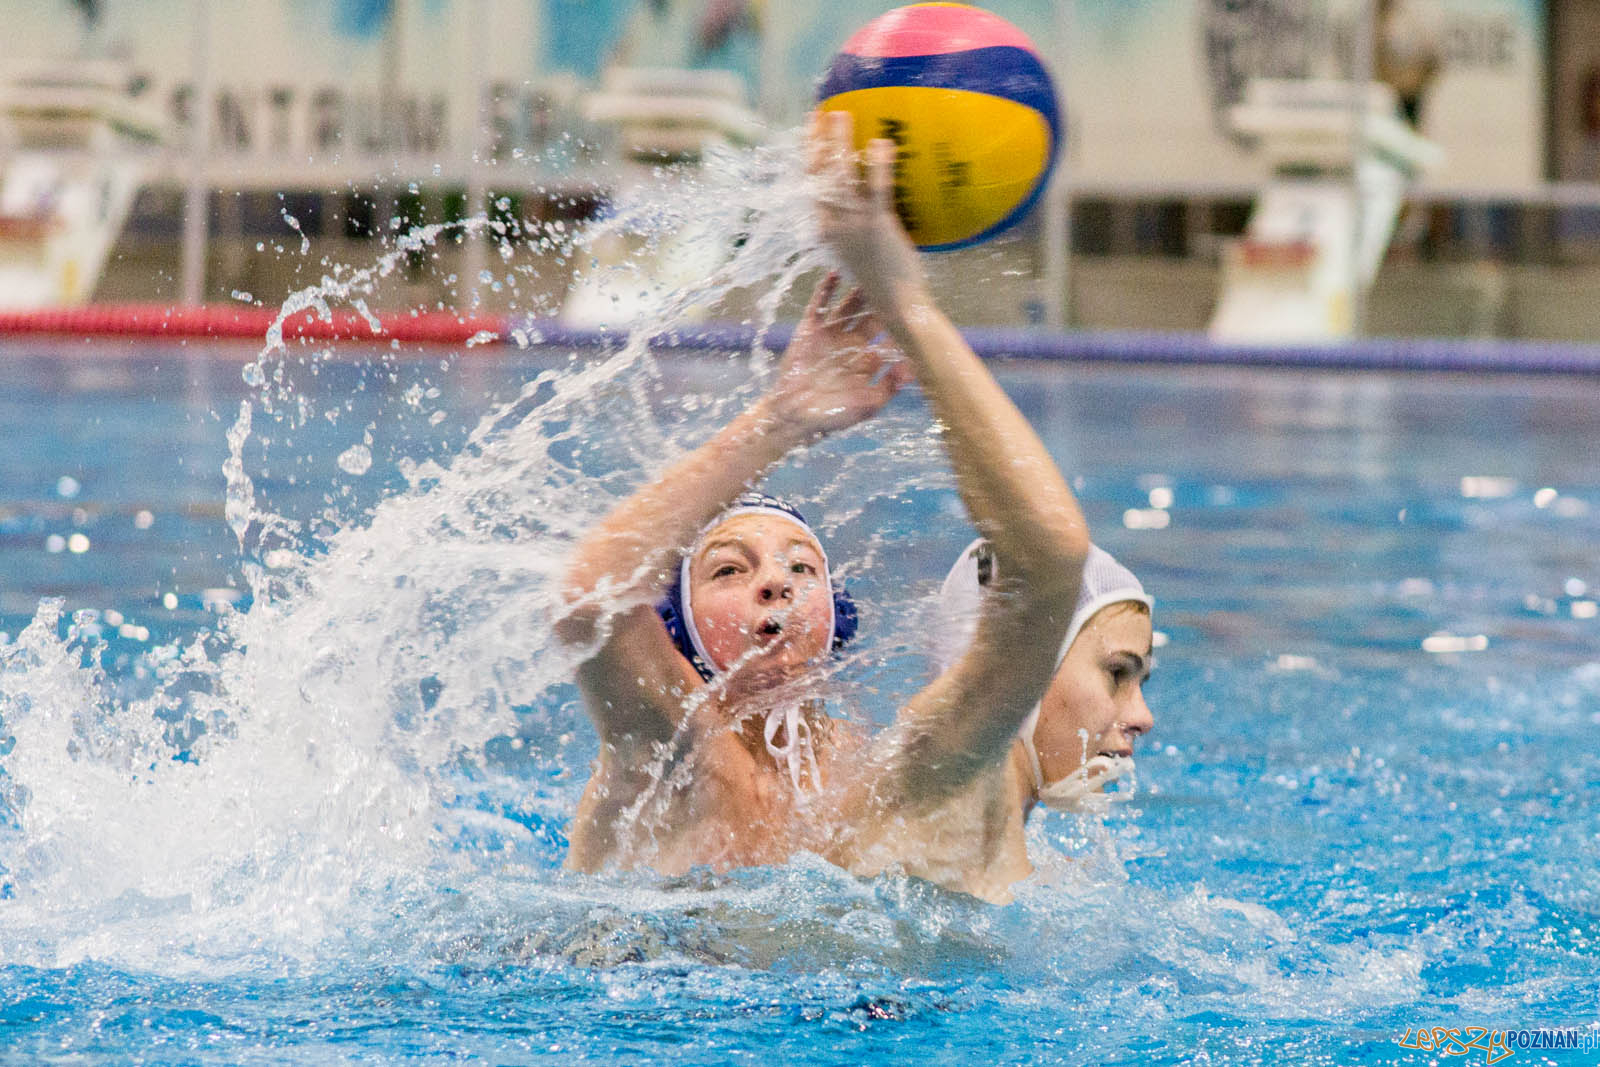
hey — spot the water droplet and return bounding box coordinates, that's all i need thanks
[337,444,373,476]
[1460,475,1515,499]
[56,475,80,499]
[67,533,90,554]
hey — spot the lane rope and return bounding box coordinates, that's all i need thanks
[3,304,1600,374]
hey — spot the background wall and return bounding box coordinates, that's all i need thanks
[1549,0,1600,180]
[2,0,1550,190]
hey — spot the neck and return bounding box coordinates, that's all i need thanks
[1010,740,1040,817]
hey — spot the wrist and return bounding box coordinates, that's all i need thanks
[750,393,825,450]
[841,258,928,329]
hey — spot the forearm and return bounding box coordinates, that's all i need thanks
[811,117,1087,587]
[880,290,1087,590]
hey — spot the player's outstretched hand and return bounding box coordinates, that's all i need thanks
[768,270,910,439]
[807,110,927,315]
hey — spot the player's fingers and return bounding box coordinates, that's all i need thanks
[833,286,867,324]
[867,139,896,210]
[807,270,840,317]
[874,357,913,402]
[805,110,825,175]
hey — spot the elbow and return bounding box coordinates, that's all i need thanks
[887,713,1013,811]
[895,742,989,813]
[553,557,612,649]
[554,588,602,650]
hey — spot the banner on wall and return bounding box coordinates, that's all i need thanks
[5,0,1546,192]
[1066,0,1544,192]
[7,0,558,173]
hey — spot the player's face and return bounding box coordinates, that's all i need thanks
[688,514,832,676]
[1033,604,1154,782]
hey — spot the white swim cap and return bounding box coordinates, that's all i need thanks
[932,538,1151,794]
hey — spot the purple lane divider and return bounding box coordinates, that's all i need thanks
[508,318,1600,376]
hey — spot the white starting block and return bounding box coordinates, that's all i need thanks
[581,66,764,164]
[1210,78,1442,343]
[0,60,165,308]
[562,67,765,328]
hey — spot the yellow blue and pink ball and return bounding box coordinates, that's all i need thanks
[817,3,1062,250]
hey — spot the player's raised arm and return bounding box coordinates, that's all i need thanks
[554,270,907,747]
[808,110,1090,809]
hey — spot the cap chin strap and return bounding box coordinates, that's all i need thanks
[763,703,823,794]
[1035,755,1135,810]
[1018,706,1047,792]
[1021,710,1136,812]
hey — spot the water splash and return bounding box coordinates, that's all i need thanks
[0,130,1443,1046]
[0,132,853,971]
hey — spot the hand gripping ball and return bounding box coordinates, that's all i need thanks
[817,3,1062,251]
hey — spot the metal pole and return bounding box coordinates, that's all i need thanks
[1349,0,1376,337]
[382,0,405,153]
[180,0,213,307]
[1042,0,1073,329]
[758,0,789,125]
[462,0,489,309]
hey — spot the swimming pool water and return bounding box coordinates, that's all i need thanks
[1,338,1598,1065]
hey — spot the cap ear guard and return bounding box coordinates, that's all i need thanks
[830,586,858,650]
[655,579,859,680]
[657,574,715,681]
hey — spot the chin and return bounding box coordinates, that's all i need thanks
[734,647,822,683]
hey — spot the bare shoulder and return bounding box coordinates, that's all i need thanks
[828,713,871,748]
[830,756,1032,905]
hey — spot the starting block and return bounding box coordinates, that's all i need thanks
[1210,78,1442,343]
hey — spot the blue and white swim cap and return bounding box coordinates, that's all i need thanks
[657,493,858,680]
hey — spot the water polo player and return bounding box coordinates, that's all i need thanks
[849,540,1154,904]
[556,111,1092,883]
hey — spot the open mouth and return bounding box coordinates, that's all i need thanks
[752,616,784,644]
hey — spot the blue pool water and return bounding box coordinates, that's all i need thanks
[2,328,1598,1065]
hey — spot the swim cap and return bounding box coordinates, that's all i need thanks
[932,538,1151,795]
[657,493,858,682]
